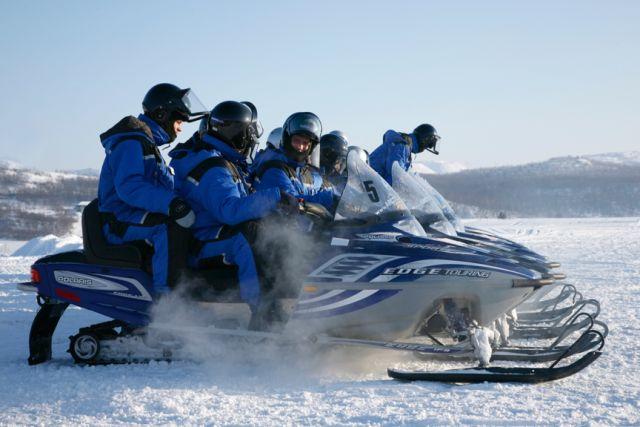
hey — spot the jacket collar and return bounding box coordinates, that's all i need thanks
[138,114,171,146]
[263,147,306,169]
[410,133,420,154]
[201,134,245,164]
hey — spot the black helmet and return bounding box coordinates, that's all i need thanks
[142,83,208,141]
[320,131,348,175]
[412,123,441,155]
[202,101,257,152]
[282,112,322,162]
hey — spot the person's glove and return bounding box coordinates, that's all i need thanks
[169,198,196,228]
[278,189,301,216]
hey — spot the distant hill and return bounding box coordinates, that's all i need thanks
[0,162,97,239]
[1,151,638,238]
[423,152,640,218]
[412,159,468,175]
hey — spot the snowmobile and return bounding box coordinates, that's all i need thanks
[392,164,603,342]
[16,152,605,383]
[397,164,550,263]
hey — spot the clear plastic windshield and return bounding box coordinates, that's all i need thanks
[392,163,457,236]
[335,151,426,237]
[406,169,466,233]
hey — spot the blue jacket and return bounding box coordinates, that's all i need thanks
[98,114,175,224]
[169,133,281,241]
[251,147,334,209]
[369,130,418,185]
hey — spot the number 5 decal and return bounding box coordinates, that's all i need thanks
[363,180,380,202]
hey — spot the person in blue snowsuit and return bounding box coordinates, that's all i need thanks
[251,112,334,211]
[369,124,441,185]
[252,127,282,166]
[169,101,300,327]
[98,83,208,295]
[319,130,350,193]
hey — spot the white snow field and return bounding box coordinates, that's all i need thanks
[0,218,638,425]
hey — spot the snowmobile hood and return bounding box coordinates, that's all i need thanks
[341,232,542,280]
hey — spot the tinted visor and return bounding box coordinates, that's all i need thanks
[252,120,264,138]
[178,89,208,122]
[286,112,322,141]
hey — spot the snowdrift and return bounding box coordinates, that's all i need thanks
[12,234,82,257]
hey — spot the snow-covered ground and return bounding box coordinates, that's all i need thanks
[0,218,638,425]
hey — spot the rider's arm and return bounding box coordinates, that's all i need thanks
[299,188,335,210]
[258,167,301,196]
[198,167,281,226]
[110,140,175,214]
[260,167,335,210]
[384,131,411,179]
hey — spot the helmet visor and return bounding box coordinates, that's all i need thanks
[253,120,264,138]
[180,89,208,122]
[422,134,440,154]
[286,112,322,141]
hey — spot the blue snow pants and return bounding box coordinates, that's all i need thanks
[104,223,170,294]
[193,233,261,311]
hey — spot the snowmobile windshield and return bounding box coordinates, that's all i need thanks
[392,163,458,236]
[335,151,427,237]
[408,171,466,233]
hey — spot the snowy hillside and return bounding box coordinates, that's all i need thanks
[11,234,82,257]
[411,158,468,174]
[504,151,640,176]
[0,161,96,239]
[0,218,637,424]
[425,151,640,218]
[66,168,100,177]
[581,151,640,166]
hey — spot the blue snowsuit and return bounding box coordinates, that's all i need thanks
[251,147,334,210]
[169,133,281,310]
[98,114,180,294]
[369,130,419,185]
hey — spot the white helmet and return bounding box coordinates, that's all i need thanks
[348,146,369,165]
[266,127,283,149]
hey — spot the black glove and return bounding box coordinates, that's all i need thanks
[169,198,196,228]
[278,190,301,216]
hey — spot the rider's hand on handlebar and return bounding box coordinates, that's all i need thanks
[278,190,302,216]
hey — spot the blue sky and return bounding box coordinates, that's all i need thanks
[0,1,638,171]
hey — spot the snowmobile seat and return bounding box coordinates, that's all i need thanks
[35,250,88,265]
[82,199,146,268]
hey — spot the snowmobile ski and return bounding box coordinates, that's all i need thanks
[388,330,604,383]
